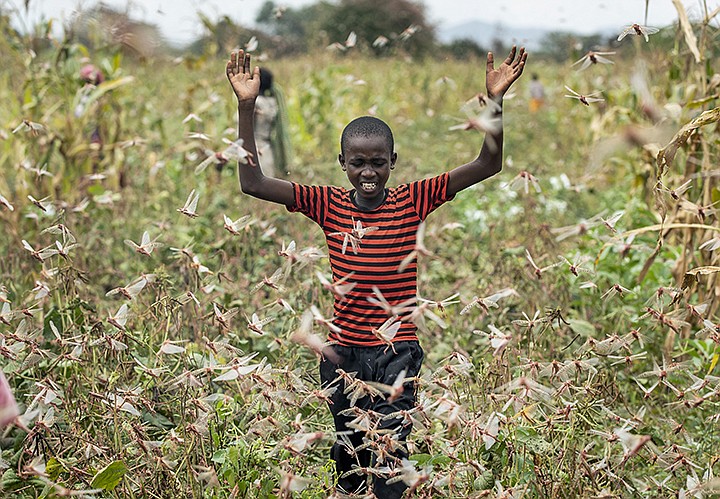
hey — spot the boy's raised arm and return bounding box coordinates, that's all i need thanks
[226,50,295,207]
[447,46,527,197]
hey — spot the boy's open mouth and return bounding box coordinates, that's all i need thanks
[360,182,378,192]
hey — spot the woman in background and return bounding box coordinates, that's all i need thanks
[254,67,290,178]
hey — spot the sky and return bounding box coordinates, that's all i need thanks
[5,0,715,46]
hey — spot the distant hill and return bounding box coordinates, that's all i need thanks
[437,20,547,50]
[437,20,617,51]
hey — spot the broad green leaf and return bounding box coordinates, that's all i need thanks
[90,460,128,491]
[409,453,431,466]
[473,470,494,490]
[211,449,226,464]
[1,468,21,489]
[87,184,105,196]
[430,454,452,466]
[73,76,135,114]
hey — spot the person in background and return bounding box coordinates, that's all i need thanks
[529,72,545,113]
[75,63,105,172]
[254,67,290,178]
[79,63,104,86]
[0,372,19,429]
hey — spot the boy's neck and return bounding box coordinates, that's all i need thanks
[351,189,387,211]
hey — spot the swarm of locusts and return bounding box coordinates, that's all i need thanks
[1,6,720,498]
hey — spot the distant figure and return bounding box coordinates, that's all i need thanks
[0,372,19,429]
[80,64,105,85]
[75,63,106,172]
[529,73,545,113]
[254,67,289,177]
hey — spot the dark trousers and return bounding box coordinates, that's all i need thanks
[320,341,424,498]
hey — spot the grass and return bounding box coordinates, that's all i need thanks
[1,16,720,499]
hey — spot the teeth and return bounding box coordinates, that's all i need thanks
[361,182,377,190]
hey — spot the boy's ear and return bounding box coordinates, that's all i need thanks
[391,152,397,166]
[338,154,346,170]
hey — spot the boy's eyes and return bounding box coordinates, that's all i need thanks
[350,159,386,167]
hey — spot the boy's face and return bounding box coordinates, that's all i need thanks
[339,134,397,207]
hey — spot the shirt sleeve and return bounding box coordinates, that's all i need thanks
[287,183,329,226]
[408,172,455,221]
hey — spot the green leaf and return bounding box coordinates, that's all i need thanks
[45,457,65,481]
[473,470,494,490]
[87,76,135,104]
[429,454,452,466]
[87,184,105,196]
[211,449,226,465]
[1,468,21,489]
[409,453,431,466]
[142,410,174,429]
[514,426,538,443]
[90,460,128,491]
[112,53,122,72]
[43,308,62,339]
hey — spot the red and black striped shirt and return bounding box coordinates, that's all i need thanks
[288,173,454,346]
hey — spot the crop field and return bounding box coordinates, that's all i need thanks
[1,6,720,499]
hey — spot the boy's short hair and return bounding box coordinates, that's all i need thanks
[341,116,394,154]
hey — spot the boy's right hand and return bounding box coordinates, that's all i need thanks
[226,50,260,105]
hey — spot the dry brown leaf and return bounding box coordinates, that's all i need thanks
[656,107,720,177]
[672,0,702,63]
[681,265,720,290]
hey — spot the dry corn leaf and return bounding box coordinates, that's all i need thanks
[672,0,702,63]
[681,265,720,290]
[657,107,720,177]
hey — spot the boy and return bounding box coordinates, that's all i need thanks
[226,47,526,497]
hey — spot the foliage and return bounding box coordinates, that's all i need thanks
[321,0,436,56]
[442,38,488,60]
[256,1,337,56]
[257,0,436,57]
[188,14,275,58]
[67,5,166,59]
[1,5,720,499]
[538,31,613,62]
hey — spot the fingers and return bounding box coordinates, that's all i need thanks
[514,49,527,75]
[243,51,251,74]
[517,47,527,67]
[227,49,259,81]
[504,45,516,65]
[486,51,494,72]
[226,52,235,77]
[519,50,528,74]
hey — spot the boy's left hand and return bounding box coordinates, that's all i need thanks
[486,46,527,100]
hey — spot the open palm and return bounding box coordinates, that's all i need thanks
[226,50,260,103]
[486,46,527,99]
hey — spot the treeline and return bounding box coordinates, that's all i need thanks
[1,0,687,61]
